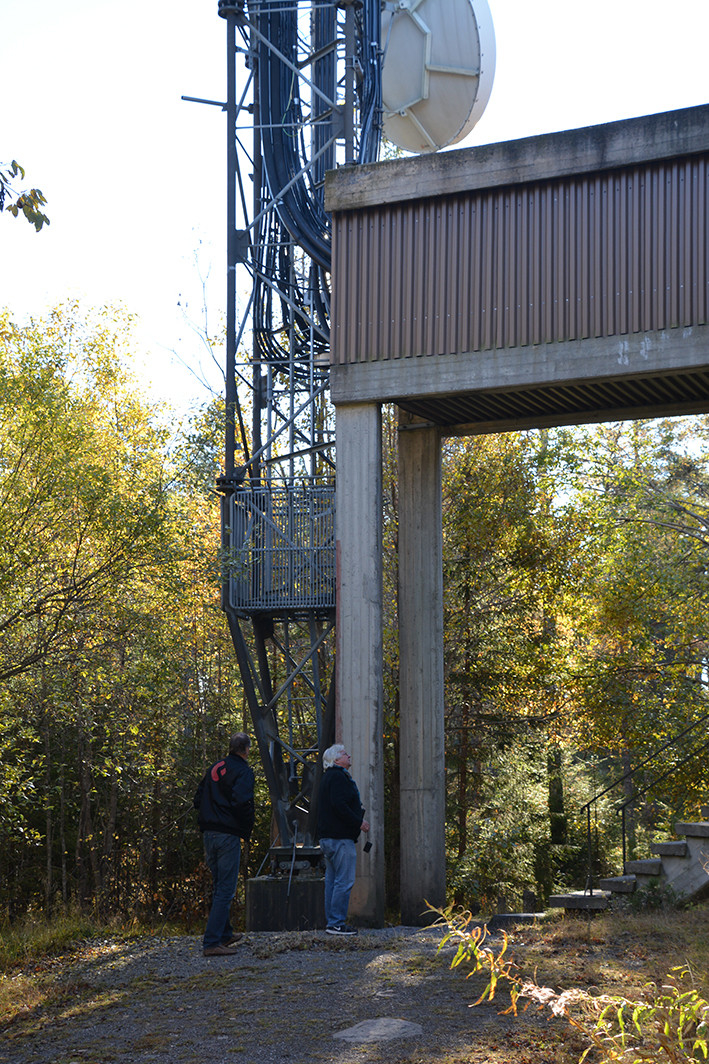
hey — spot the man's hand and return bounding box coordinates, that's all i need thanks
[361,819,370,832]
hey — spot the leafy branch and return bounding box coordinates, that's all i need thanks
[434,906,709,1063]
[0,160,50,231]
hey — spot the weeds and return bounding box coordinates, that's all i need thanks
[624,878,685,914]
[435,906,709,1063]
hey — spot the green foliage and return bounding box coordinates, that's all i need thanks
[0,160,49,231]
[439,418,709,910]
[0,304,251,921]
[436,905,709,1063]
[624,878,685,915]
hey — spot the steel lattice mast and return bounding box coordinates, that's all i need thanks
[216,0,381,871]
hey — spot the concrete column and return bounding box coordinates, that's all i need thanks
[335,401,385,925]
[398,412,446,925]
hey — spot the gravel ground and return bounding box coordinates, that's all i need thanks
[0,926,539,1064]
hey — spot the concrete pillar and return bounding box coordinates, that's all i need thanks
[398,412,446,925]
[335,401,385,925]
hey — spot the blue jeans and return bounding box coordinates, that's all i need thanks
[320,837,357,927]
[202,831,241,948]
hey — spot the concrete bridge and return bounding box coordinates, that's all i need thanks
[325,103,709,924]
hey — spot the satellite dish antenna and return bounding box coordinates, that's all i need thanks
[381,0,496,154]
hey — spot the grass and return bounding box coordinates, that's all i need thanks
[0,907,187,1034]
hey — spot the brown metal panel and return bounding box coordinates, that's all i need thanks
[329,150,709,366]
[467,194,479,352]
[478,192,491,351]
[667,160,679,328]
[553,184,564,340]
[387,205,402,359]
[330,215,341,365]
[699,160,708,323]
[379,204,391,359]
[340,212,354,363]
[643,169,654,331]
[703,160,709,323]
[513,189,526,348]
[657,166,669,331]
[399,203,413,358]
[493,192,503,348]
[593,176,603,338]
[455,196,469,354]
[502,189,515,349]
[528,186,540,346]
[433,201,446,354]
[630,168,642,334]
[543,184,553,343]
[421,202,434,356]
[695,160,701,322]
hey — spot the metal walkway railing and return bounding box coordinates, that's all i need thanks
[582,712,709,894]
[224,483,335,613]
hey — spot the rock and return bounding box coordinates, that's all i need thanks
[333,1017,424,1043]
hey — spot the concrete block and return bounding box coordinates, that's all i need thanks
[548,891,609,910]
[599,875,636,893]
[676,821,709,838]
[625,859,662,876]
[246,876,325,931]
[650,841,688,857]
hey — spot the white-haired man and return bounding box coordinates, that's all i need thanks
[317,743,370,935]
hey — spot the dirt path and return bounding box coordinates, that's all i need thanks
[0,927,573,1064]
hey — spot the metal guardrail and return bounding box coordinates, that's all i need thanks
[224,484,335,612]
[582,712,709,894]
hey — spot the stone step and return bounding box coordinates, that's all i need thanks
[548,891,610,910]
[675,821,709,838]
[599,875,636,893]
[625,858,663,876]
[650,840,688,858]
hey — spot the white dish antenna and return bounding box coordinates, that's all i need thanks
[381,0,496,155]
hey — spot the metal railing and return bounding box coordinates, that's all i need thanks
[224,483,335,613]
[582,712,709,895]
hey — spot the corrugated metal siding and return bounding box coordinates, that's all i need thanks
[331,156,709,365]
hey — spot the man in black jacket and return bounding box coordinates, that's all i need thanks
[317,743,370,936]
[194,732,255,956]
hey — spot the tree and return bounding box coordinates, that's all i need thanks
[0,305,168,682]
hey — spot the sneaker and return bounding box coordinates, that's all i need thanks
[325,924,358,936]
[203,943,240,956]
[222,934,243,946]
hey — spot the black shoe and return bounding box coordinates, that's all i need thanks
[325,924,357,936]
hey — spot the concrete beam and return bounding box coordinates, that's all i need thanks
[325,104,709,212]
[335,402,385,925]
[397,413,446,925]
[330,325,709,408]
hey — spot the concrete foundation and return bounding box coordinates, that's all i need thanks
[245,876,325,931]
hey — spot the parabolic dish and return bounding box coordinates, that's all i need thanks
[381,0,496,155]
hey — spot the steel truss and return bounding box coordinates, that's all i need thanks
[216,0,381,864]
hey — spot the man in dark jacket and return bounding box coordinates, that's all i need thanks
[317,743,370,936]
[194,732,255,956]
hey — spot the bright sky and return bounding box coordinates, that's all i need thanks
[2,0,709,413]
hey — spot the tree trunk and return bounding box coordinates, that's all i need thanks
[44,719,53,915]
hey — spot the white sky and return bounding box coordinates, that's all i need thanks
[2,0,709,413]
